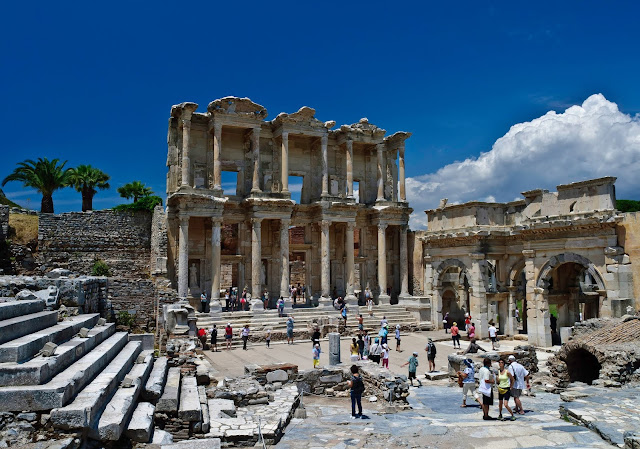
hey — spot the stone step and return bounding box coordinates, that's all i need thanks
[92,351,154,441]
[50,340,142,430]
[0,322,116,386]
[126,401,155,443]
[142,356,168,402]
[0,332,129,412]
[178,376,201,422]
[196,311,416,327]
[0,299,44,321]
[156,367,181,414]
[0,313,101,363]
[0,310,59,345]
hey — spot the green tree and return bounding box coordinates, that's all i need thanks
[68,165,111,212]
[1,158,70,213]
[117,181,153,203]
[616,199,640,213]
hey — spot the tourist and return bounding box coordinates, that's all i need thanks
[200,291,208,313]
[262,289,269,310]
[224,323,233,350]
[463,338,487,354]
[224,290,231,312]
[209,324,218,352]
[358,314,364,332]
[301,284,306,301]
[286,315,295,344]
[395,324,402,352]
[451,321,461,349]
[277,296,285,317]
[464,313,471,332]
[478,358,496,420]
[425,337,437,372]
[265,328,271,348]
[459,358,478,407]
[380,315,388,327]
[241,324,250,350]
[363,330,370,358]
[197,327,207,348]
[348,365,364,419]
[333,297,340,310]
[507,355,530,415]
[369,338,382,364]
[311,327,321,349]
[292,285,297,305]
[312,343,321,369]
[468,322,476,340]
[230,288,236,312]
[350,338,359,361]
[401,351,421,386]
[240,289,247,311]
[497,359,516,420]
[515,308,520,323]
[357,334,365,360]
[488,321,498,350]
[365,288,373,317]
[443,312,450,334]
[341,304,348,326]
[379,323,389,346]
[381,343,390,368]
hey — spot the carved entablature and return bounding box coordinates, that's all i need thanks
[170,102,199,120]
[339,118,386,139]
[271,106,334,131]
[207,97,268,119]
[385,131,412,148]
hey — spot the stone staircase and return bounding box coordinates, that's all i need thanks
[0,297,182,446]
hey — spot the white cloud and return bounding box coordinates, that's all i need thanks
[406,94,640,229]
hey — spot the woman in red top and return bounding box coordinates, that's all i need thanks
[451,322,461,349]
[225,323,233,350]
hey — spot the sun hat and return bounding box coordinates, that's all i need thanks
[428,337,433,342]
[413,351,418,356]
[508,355,516,361]
[453,322,457,326]
[396,324,400,329]
[464,358,473,367]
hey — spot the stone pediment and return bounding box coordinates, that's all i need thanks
[272,106,335,130]
[339,118,386,138]
[207,97,268,119]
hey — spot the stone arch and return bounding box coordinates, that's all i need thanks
[536,252,606,291]
[508,259,526,287]
[555,342,605,385]
[435,258,470,288]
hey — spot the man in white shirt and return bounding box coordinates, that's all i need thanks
[488,322,498,350]
[478,358,496,420]
[507,355,530,414]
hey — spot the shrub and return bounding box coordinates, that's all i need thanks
[91,259,110,276]
[116,310,136,328]
[113,195,163,212]
[616,199,640,213]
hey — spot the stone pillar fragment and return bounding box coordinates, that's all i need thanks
[280,218,291,299]
[281,131,289,194]
[178,215,189,299]
[319,220,331,305]
[345,222,357,305]
[181,119,192,187]
[209,218,222,314]
[251,128,261,193]
[399,225,410,299]
[345,139,354,198]
[251,218,262,296]
[377,223,390,304]
[376,143,386,201]
[506,286,517,336]
[321,135,329,197]
[328,332,341,365]
[212,123,222,191]
[469,253,488,339]
[399,144,406,201]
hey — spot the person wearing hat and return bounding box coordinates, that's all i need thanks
[402,351,421,386]
[379,323,389,346]
[224,323,233,350]
[425,337,437,372]
[507,355,530,415]
[381,343,391,368]
[395,324,403,352]
[451,321,461,349]
[241,324,250,350]
[312,343,321,369]
[458,358,478,407]
[369,337,382,364]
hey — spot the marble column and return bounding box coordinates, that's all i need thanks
[345,222,357,305]
[251,128,261,193]
[399,225,410,299]
[376,143,385,202]
[209,218,222,314]
[181,119,192,187]
[280,218,291,299]
[281,131,289,194]
[213,123,222,191]
[178,215,189,299]
[345,139,354,198]
[319,220,331,304]
[469,253,488,338]
[251,218,262,296]
[377,223,390,303]
[399,144,406,202]
[321,134,329,197]
[506,286,517,336]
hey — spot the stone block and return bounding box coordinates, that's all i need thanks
[0,299,43,321]
[160,438,221,449]
[15,289,38,301]
[266,369,288,383]
[178,376,202,422]
[129,333,154,350]
[328,332,340,365]
[151,428,173,445]
[208,399,236,417]
[424,371,448,380]
[143,356,168,402]
[156,367,181,413]
[319,374,342,384]
[0,310,59,345]
[126,402,155,443]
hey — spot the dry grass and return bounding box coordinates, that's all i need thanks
[8,214,39,244]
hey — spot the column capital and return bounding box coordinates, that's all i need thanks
[181,118,192,128]
[251,217,263,227]
[179,214,190,225]
[345,138,353,149]
[522,249,536,258]
[281,130,289,139]
[209,121,222,134]
[281,218,291,228]
[321,219,331,230]
[400,224,408,233]
[346,221,356,231]
[377,222,388,231]
[320,134,328,145]
[508,285,518,292]
[211,217,223,226]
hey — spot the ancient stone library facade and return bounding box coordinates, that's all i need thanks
[413,177,637,347]
[163,97,412,307]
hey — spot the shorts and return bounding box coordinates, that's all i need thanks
[462,383,477,400]
[408,371,416,379]
[287,329,293,338]
[490,336,497,343]
[358,324,364,330]
[313,358,320,368]
[225,335,232,340]
[482,391,494,406]
[511,388,522,398]
[427,356,435,362]
[498,389,511,401]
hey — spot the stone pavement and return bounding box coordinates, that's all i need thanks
[276,386,613,449]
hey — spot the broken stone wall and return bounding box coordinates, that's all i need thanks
[150,205,168,275]
[38,210,152,277]
[618,212,640,312]
[106,278,157,331]
[0,205,8,240]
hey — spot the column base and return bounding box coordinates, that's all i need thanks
[208,301,222,315]
[377,294,391,305]
[250,299,265,312]
[317,296,333,308]
[397,294,413,306]
[345,294,358,306]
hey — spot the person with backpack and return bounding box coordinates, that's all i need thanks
[357,334,365,360]
[458,358,478,407]
[348,365,365,419]
[369,338,382,364]
[277,296,285,317]
[286,315,295,344]
[425,337,437,372]
[401,351,421,386]
[395,324,402,352]
[379,323,389,346]
[241,324,250,350]
[209,324,218,352]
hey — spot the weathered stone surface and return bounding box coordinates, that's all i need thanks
[126,401,155,443]
[178,376,202,422]
[160,438,221,449]
[0,299,43,321]
[143,356,168,402]
[266,369,288,383]
[156,367,181,413]
[0,310,58,345]
[129,333,154,350]
[151,428,173,445]
[328,332,340,365]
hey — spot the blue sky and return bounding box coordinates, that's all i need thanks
[2,1,640,227]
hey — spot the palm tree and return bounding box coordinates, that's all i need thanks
[67,165,111,212]
[2,158,70,213]
[117,181,153,203]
